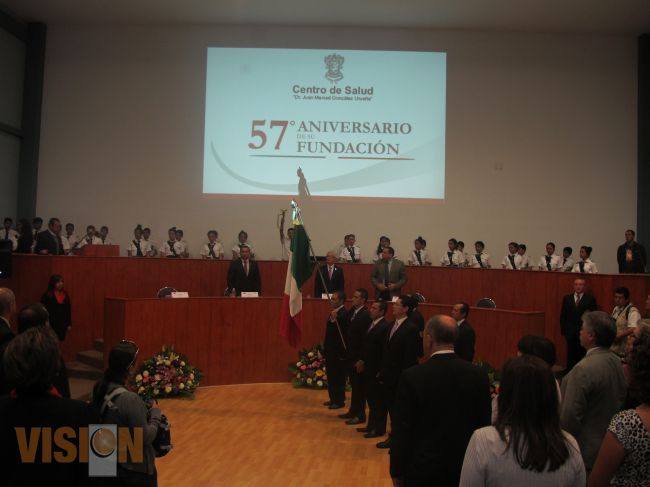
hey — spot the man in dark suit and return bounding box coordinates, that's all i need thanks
[33,217,65,255]
[339,288,371,424]
[451,301,476,362]
[375,295,420,448]
[560,277,598,371]
[357,300,390,438]
[226,245,261,296]
[616,229,647,273]
[371,246,407,301]
[323,290,349,410]
[314,251,345,297]
[390,314,491,486]
[0,287,16,394]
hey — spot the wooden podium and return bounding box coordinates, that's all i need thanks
[76,245,120,257]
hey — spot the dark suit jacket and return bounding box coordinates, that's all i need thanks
[346,306,371,362]
[360,318,389,377]
[455,320,476,362]
[390,353,492,486]
[314,264,344,297]
[560,293,598,338]
[227,259,261,296]
[0,393,95,486]
[409,308,425,357]
[617,242,647,273]
[371,258,407,298]
[378,319,419,387]
[324,306,349,361]
[33,231,65,255]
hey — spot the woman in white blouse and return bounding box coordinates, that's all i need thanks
[232,230,255,260]
[441,238,464,267]
[460,355,585,487]
[572,246,599,274]
[374,235,391,262]
[408,236,432,266]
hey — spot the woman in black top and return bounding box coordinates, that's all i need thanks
[15,219,34,254]
[40,274,72,342]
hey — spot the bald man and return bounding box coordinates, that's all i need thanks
[390,315,491,487]
[0,287,16,394]
[314,251,345,297]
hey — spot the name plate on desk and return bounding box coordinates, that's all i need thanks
[321,293,332,300]
[241,292,259,298]
[391,296,399,302]
[171,292,189,298]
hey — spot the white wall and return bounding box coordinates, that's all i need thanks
[36,25,637,273]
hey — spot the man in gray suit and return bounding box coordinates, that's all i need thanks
[371,246,407,301]
[560,310,626,470]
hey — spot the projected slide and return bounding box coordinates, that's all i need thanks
[203,48,446,200]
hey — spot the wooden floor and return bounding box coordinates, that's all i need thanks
[156,383,392,486]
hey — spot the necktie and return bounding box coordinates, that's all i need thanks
[415,250,422,265]
[244,260,249,276]
[349,246,356,263]
[447,251,453,265]
[3,229,7,240]
[579,261,585,273]
[509,255,517,269]
[328,266,333,279]
[168,241,177,256]
[575,294,581,306]
[545,255,552,271]
[134,240,143,257]
[384,261,390,286]
[389,321,400,340]
[476,253,484,268]
[56,235,63,255]
[208,243,216,259]
[87,237,92,245]
[563,257,567,266]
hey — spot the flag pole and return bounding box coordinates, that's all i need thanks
[291,200,347,352]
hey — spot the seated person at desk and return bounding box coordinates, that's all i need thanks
[142,227,157,257]
[200,230,225,260]
[77,225,102,249]
[232,230,255,260]
[314,251,345,297]
[159,227,184,258]
[457,241,469,267]
[468,241,490,268]
[538,242,562,271]
[572,245,598,274]
[561,246,574,272]
[98,226,114,245]
[502,242,523,270]
[227,245,261,296]
[408,236,432,266]
[516,244,531,269]
[175,229,190,258]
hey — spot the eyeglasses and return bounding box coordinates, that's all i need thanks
[120,339,139,366]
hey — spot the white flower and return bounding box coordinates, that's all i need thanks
[306,378,312,384]
[180,361,186,366]
[164,360,171,366]
[165,385,172,393]
[138,386,145,393]
[316,380,323,387]
[179,383,185,390]
[155,374,161,381]
[307,352,314,358]
[296,361,302,367]
[142,371,149,377]
[153,389,159,395]
[135,374,143,382]
[190,373,195,380]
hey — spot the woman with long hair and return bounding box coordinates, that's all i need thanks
[92,340,161,487]
[374,235,391,262]
[14,219,34,254]
[40,274,72,342]
[460,355,585,486]
[589,330,650,486]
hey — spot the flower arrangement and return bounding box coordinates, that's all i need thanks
[289,343,328,389]
[132,345,203,400]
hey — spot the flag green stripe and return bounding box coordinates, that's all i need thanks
[290,224,314,288]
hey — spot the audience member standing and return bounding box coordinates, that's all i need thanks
[226,245,261,296]
[561,311,627,470]
[40,275,72,343]
[617,229,647,274]
[357,301,390,438]
[460,355,585,487]
[371,246,407,301]
[589,330,650,486]
[560,278,598,371]
[610,287,641,357]
[323,291,349,410]
[92,340,161,486]
[391,315,491,486]
[451,302,476,362]
[0,287,16,395]
[33,218,65,255]
[340,288,371,424]
[375,296,420,449]
[314,251,345,297]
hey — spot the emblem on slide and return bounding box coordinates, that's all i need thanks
[324,53,344,83]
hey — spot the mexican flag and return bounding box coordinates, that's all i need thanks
[279,223,314,347]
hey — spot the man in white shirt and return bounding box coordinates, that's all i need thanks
[2,218,18,242]
[339,233,361,263]
[99,226,114,245]
[77,225,102,249]
[61,223,79,254]
[538,242,563,271]
[468,241,490,269]
[610,286,641,356]
[200,230,225,260]
[501,242,523,270]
